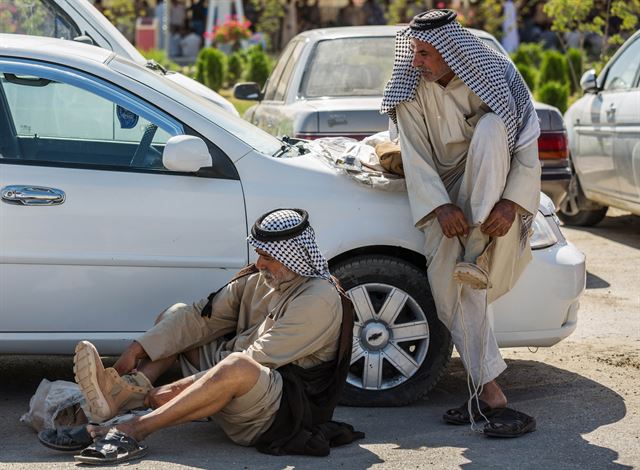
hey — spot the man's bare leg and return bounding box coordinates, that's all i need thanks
[113,308,200,384]
[88,352,260,442]
[479,380,507,409]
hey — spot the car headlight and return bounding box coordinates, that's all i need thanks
[530,211,559,249]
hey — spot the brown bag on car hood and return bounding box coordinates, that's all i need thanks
[375,141,404,177]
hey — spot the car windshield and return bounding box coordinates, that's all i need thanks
[111,57,282,156]
[300,37,395,98]
[299,35,507,99]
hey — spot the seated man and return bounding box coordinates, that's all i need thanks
[63,209,360,463]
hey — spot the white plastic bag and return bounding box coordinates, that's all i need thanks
[20,379,88,432]
[306,136,406,192]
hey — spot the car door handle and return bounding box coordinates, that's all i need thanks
[606,103,616,115]
[1,185,66,206]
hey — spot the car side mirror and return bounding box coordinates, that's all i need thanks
[163,135,212,172]
[580,69,599,93]
[233,82,261,101]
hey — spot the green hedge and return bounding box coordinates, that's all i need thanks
[566,48,584,94]
[195,48,227,92]
[537,81,569,114]
[516,63,538,92]
[227,52,245,86]
[244,46,271,88]
[511,42,544,69]
[537,50,568,91]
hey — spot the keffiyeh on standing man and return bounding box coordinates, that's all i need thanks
[381,9,540,437]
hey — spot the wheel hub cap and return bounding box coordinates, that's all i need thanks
[361,321,390,350]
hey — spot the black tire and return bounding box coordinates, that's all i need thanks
[557,206,608,226]
[558,163,608,226]
[333,255,453,407]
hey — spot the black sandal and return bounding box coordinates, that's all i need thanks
[74,428,148,464]
[483,408,536,438]
[443,399,504,425]
[38,425,93,452]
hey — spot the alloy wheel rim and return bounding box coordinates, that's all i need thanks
[347,283,430,391]
[560,171,581,216]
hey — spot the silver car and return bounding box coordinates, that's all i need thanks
[235,26,571,206]
[561,30,640,226]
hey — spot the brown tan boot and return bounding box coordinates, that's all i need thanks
[73,341,152,423]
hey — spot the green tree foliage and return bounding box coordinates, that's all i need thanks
[543,0,640,60]
[103,0,136,42]
[515,64,537,92]
[250,0,286,51]
[0,0,51,36]
[538,50,568,90]
[244,46,271,88]
[387,0,408,24]
[227,52,245,86]
[537,81,569,114]
[510,43,544,69]
[566,48,584,94]
[475,0,503,39]
[195,48,227,91]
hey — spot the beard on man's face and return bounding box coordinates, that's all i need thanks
[260,268,296,289]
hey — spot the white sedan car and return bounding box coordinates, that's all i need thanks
[0,36,585,406]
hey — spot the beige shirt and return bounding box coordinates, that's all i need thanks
[399,76,540,227]
[137,273,342,370]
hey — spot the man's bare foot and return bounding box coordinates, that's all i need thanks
[87,418,146,443]
[479,380,508,409]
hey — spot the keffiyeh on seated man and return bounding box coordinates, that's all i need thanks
[47,209,362,464]
[381,9,540,437]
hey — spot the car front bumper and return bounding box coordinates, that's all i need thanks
[492,239,586,348]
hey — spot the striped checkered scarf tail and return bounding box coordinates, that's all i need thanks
[380,9,539,156]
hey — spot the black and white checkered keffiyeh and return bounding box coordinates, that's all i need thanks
[381,9,539,155]
[247,209,332,280]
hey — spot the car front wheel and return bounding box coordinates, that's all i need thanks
[333,255,453,407]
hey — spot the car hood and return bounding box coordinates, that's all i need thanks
[236,149,423,260]
[165,73,239,116]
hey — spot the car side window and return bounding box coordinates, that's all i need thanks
[273,41,305,102]
[0,0,80,39]
[603,38,640,91]
[0,70,182,171]
[263,41,297,101]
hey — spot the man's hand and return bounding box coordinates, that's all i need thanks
[144,376,194,409]
[481,199,518,237]
[434,204,469,238]
[113,341,147,376]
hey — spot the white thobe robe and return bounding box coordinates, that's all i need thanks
[396,76,541,384]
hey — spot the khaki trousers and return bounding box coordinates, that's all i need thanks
[417,113,514,385]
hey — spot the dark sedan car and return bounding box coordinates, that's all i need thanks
[235,26,571,206]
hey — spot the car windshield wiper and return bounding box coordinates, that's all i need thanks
[272,143,292,158]
[145,60,168,75]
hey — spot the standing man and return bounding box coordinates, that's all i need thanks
[381,9,540,437]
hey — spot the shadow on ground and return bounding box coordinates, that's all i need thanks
[376,357,630,470]
[564,212,640,250]
[0,355,629,469]
[586,271,610,289]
